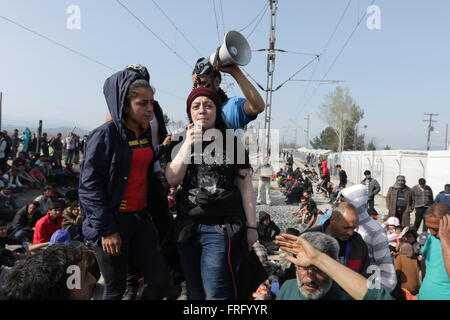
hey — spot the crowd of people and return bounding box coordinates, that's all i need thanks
[0,61,449,302]
[249,155,450,301]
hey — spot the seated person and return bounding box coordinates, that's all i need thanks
[32,201,63,245]
[285,181,303,204]
[10,201,43,242]
[275,232,394,300]
[257,211,281,254]
[0,186,18,222]
[0,220,28,268]
[62,201,83,240]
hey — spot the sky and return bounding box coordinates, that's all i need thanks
[1,0,449,150]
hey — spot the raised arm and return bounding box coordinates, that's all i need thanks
[219,65,265,115]
[165,125,196,186]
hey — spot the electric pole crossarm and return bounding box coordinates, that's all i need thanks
[423,113,439,151]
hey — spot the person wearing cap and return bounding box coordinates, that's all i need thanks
[411,178,434,233]
[418,204,450,299]
[386,175,414,228]
[361,170,381,211]
[32,201,64,245]
[48,229,73,246]
[79,66,171,300]
[191,59,265,130]
[340,184,397,292]
[165,87,258,300]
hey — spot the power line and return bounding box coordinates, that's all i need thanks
[150,0,203,57]
[296,0,353,116]
[238,2,269,33]
[115,0,192,68]
[0,15,116,72]
[246,3,270,39]
[298,0,375,115]
[0,14,184,101]
[219,0,226,36]
[211,0,222,45]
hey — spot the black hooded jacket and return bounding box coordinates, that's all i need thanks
[257,212,281,245]
[79,69,166,241]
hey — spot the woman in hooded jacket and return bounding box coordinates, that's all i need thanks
[79,65,171,300]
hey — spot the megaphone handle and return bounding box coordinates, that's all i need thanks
[213,46,221,67]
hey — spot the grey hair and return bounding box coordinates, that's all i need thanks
[300,232,339,261]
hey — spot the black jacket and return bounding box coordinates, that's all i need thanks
[10,205,43,234]
[79,69,165,241]
[257,212,281,245]
[339,170,347,186]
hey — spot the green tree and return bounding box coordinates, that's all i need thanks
[384,145,391,150]
[318,87,364,152]
[310,127,339,152]
[367,140,377,151]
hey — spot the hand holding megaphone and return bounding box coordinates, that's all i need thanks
[209,30,252,67]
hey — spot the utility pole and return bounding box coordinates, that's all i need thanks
[305,115,310,149]
[424,113,439,151]
[263,0,279,157]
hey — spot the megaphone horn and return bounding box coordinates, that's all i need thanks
[209,30,252,67]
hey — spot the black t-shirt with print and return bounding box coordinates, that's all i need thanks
[166,132,251,224]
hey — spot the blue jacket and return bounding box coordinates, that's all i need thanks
[435,190,450,206]
[79,69,165,241]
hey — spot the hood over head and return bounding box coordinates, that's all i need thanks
[258,211,271,223]
[103,66,150,134]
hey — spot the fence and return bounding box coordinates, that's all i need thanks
[296,148,450,197]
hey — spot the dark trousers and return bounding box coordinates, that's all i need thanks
[93,210,170,300]
[395,206,410,227]
[368,198,375,211]
[414,206,428,232]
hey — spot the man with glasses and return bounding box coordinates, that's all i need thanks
[32,201,63,245]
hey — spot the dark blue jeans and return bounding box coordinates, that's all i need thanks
[177,224,233,300]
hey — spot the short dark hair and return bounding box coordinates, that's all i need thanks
[364,170,371,175]
[30,201,40,208]
[445,184,450,190]
[418,178,426,185]
[335,165,341,169]
[424,204,450,219]
[43,185,53,193]
[0,220,7,227]
[0,244,95,300]
[49,201,64,210]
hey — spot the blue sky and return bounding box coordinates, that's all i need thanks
[1,0,449,150]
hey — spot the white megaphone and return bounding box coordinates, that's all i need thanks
[209,30,252,67]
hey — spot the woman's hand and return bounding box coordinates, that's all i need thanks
[162,133,172,146]
[101,232,122,256]
[184,123,202,146]
[247,229,258,251]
